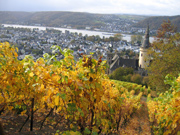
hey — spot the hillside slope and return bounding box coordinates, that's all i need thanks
[0,11,105,28]
[1,11,179,31]
[133,15,180,31]
[0,11,148,28]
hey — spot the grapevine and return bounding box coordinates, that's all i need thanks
[0,42,142,134]
[147,74,180,135]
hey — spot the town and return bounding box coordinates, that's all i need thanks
[0,24,146,61]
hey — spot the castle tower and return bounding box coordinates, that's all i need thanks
[139,25,150,69]
[107,52,114,74]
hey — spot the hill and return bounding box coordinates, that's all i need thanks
[0,11,104,28]
[133,15,180,31]
[0,11,148,29]
[1,11,179,32]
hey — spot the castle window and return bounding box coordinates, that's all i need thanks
[141,53,143,56]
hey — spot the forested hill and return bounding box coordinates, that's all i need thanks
[133,15,180,31]
[0,11,148,29]
[0,11,104,28]
[1,11,180,31]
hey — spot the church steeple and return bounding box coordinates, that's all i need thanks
[141,25,149,48]
[139,24,150,69]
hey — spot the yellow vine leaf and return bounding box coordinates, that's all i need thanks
[55,96,59,106]
[21,110,27,115]
[29,72,34,77]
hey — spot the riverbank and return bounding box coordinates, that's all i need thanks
[2,24,154,42]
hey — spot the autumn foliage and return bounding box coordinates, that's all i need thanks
[147,75,180,135]
[1,42,179,135]
[0,42,143,134]
[147,20,180,91]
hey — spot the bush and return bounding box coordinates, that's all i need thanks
[109,67,134,81]
[142,76,149,87]
[131,74,142,84]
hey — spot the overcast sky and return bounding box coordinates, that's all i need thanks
[0,0,180,16]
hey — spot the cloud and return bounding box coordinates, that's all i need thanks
[0,0,180,15]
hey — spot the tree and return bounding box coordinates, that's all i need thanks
[79,33,82,37]
[95,35,101,43]
[131,35,142,45]
[114,33,123,41]
[86,36,95,42]
[70,39,75,44]
[131,35,136,44]
[142,76,149,87]
[109,36,114,42]
[109,67,134,81]
[131,74,142,84]
[136,35,143,45]
[147,20,180,91]
[104,38,110,42]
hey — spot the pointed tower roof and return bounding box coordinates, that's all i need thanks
[141,25,150,48]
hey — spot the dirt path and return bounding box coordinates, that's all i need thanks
[118,97,151,135]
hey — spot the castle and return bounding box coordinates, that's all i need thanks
[107,25,150,76]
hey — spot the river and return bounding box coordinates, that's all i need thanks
[3,24,154,42]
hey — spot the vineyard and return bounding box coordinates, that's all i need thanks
[0,42,179,135]
[112,80,157,97]
[147,75,180,135]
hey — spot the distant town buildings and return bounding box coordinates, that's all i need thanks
[0,24,143,62]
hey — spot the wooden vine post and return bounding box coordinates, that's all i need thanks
[30,98,34,131]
